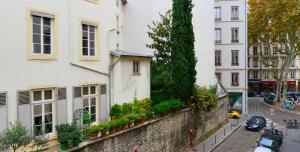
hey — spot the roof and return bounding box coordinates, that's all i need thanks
[111,50,153,58]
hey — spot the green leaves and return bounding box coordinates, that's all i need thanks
[152,99,183,115]
[193,86,218,111]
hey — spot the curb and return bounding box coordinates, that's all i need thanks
[258,99,300,116]
[209,122,242,152]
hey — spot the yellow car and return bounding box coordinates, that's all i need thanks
[227,111,241,119]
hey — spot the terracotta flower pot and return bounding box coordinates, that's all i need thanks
[90,134,98,140]
[129,122,135,128]
[97,132,102,138]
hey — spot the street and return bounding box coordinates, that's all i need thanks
[211,97,300,152]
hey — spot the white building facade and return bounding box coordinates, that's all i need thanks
[214,0,248,113]
[0,0,151,136]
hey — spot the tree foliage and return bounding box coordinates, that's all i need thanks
[248,0,300,101]
[0,123,31,152]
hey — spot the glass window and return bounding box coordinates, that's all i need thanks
[82,86,98,123]
[133,61,140,74]
[231,50,239,66]
[215,50,221,66]
[231,73,239,86]
[231,6,239,20]
[32,15,52,54]
[82,24,96,57]
[215,28,221,43]
[231,28,239,43]
[214,7,221,21]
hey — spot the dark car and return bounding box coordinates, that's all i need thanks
[248,91,258,97]
[263,128,284,145]
[245,116,266,131]
[264,93,276,104]
[286,92,300,101]
[257,137,280,152]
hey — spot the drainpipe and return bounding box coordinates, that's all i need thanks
[244,0,248,114]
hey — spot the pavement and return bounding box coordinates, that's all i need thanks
[193,97,300,152]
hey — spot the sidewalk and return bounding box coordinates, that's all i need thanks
[258,98,300,116]
[191,117,246,152]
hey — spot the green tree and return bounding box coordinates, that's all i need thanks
[147,10,173,101]
[0,123,31,152]
[171,0,196,101]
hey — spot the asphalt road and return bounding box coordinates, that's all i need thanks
[212,97,300,152]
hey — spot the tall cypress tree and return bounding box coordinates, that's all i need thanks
[171,0,196,102]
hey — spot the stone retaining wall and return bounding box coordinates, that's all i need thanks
[70,96,227,152]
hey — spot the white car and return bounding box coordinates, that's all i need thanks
[254,147,272,152]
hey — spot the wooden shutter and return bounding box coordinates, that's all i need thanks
[99,84,108,122]
[0,92,7,132]
[57,88,68,125]
[17,90,32,134]
[73,87,81,98]
[73,87,82,112]
[100,84,107,94]
[0,92,6,106]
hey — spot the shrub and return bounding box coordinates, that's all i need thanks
[0,122,31,152]
[56,123,81,150]
[193,86,217,111]
[114,119,123,128]
[32,134,48,152]
[110,104,122,118]
[153,99,183,115]
[98,122,110,131]
[121,103,133,115]
[108,120,117,129]
[88,125,100,135]
[83,112,92,125]
[125,113,139,122]
[120,117,130,125]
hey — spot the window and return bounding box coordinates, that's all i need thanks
[116,15,120,34]
[273,46,277,54]
[231,28,239,43]
[82,24,96,57]
[272,58,278,67]
[264,71,269,79]
[0,92,7,106]
[32,15,52,55]
[133,61,140,75]
[216,73,222,82]
[290,70,296,78]
[253,58,258,67]
[231,50,239,66]
[215,28,221,44]
[231,73,239,86]
[253,46,258,55]
[291,59,295,67]
[32,89,54,136]
[231,6,239,20]
[281,57,286,66]
[253,71,258,79]
[264,47,269,55]
[82,86,97,123]
[214,7,221,21]
[215,50,221,66]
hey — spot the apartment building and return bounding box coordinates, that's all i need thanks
[0,0,152,136]
[248,45,298,93]
[214,0,247,113]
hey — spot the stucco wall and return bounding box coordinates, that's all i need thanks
[70,96,227,152]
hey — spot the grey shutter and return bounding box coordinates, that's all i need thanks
[0,92,7,132]
[56,88,68,125]
[99,84,108,122]
[73,87,82,112]
[17,91,32,133]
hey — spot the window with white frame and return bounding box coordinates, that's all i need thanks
[231,73,239,86]
[214,7,221,21]
[273,46,277,54]
[290,70,296,78]
[133,61,140,75]
[82,24,96,56]
[253,71,258,79]
[32,14,53,54]
[231,50,239,66]
[32,89,54,136]
[264,71,269,79]
[291,59,295,67]
[253,46,258,55]
[231,28,239,43]
[264,47,269,55]
[253,58,258,67]
[231,6,239,20]
[215,28,221,43]
[82,86,97,122]
[215,50,221,66]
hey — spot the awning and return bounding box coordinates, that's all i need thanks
[287,80,296,85]
[261,80,276,85]
[111,50,153,58]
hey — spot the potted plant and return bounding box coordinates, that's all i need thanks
[98,122,110,137]
[88,125,100,140]
[108,120,117,134]
[126,114,138,127]
[110,104,122,119]
[115,119,122,131]
[120,117,130,129]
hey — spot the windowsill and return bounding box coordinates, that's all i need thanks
[79,56,100,61]
[231,84,239,87]
[27,54,57,60]
[86,0,100,4]
[133,73,141,76]
[231,41,239,43]
[231,64,239,66]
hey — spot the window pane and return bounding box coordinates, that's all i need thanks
[90,41,95,49]
[82,40,88,47]
[32,16,41,24]
[45,114,53,123]
[82,32,88,40]
[82,48,88,56]
[44,90,52,100]
[45,123,53,134]
[82,87,89,95]
[82,24,88,31]
[91,114,96,122]
[34,44,41,54]
[43,45,51,54]
[34,105,42,115]
[90,26,95,33]
[34,125,42,136]
[43,35,51,44]
[33,34,41,43]
[33,91,42,101]
[90,32,95,40]
[91,106,96,114]
[91,97,96,105]
[90,49,95,56]
[33,24,41,34]
[44,103,52,113]
[83,98,89,107]
[43,17,51,26]
[43,25,51,35]
[34,116,42,126]
[90,86,96,94]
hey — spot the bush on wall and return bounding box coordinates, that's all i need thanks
[192,86,218,111]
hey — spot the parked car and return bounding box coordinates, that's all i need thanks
[227,111,241,119]
[248,91,258,97]
[262,128,283,145]
[257,137,280,152]
[254,147,272,152]
[286,92,300,101]
[245,116,266,131]
[264,93,276,104]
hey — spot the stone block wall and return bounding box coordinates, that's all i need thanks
[70,96,227,152]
